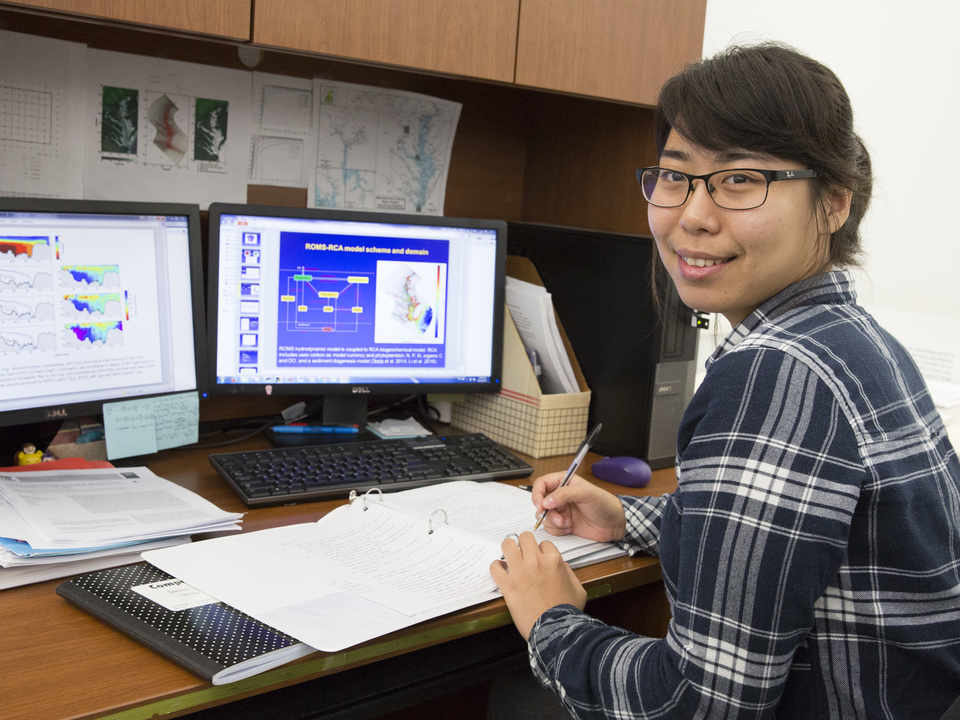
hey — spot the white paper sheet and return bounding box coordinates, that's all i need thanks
[505,278,579,394]
[84,49,251,209]
[248,73,317,188]
[0,31,86,199]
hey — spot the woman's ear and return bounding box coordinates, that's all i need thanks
[825,187,853,234]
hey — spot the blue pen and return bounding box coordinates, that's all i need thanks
[272,425,360,434]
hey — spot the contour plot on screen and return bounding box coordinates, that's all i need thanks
[61,264,121,290]
[0,235,52,260]
[65,321,123,348]
[63,293,123,319]
[376,261,445,343]
[274,231,449,369]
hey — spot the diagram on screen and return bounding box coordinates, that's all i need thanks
[64,321,123,348]
[63,293,123,319]
[0,298,54,323]
[61,265,121,290]
[0,235,52,261]
[375,261,445,343]
[0,328,56,353]
[280,265,372,334]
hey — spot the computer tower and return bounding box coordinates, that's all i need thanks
[506,222,699,469]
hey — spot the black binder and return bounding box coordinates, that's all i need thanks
[56,562,313,685]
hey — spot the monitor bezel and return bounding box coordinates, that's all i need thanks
[205,202,507,399]
[0,197,208,430]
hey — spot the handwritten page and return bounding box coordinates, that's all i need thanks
[103,392,199,460]
[103,399,158,459]
[262,502,498,616]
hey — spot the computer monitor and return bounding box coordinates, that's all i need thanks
[0,198,207,451]
[206,203,507,430]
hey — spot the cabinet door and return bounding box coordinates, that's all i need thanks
[253,0,519,83]
[516,0,706,106]
[4,0,251,39]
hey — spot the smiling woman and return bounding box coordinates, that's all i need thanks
[489,42,960,720]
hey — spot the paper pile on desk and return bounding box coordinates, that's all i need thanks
[0,467,243,589]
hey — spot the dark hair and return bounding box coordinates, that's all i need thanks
[653,42,872,270]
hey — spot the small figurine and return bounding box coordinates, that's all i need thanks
[16,443,44,466]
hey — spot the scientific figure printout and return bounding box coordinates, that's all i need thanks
[0,31,86,199]
[85,49,251,209]
[248,72,317,188]
[310,79,461,215]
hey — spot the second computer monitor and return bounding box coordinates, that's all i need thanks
[206,203,507,426]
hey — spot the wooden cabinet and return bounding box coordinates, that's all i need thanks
[2,0,250,39]
[252,0,520,83]
[516,0,707,106]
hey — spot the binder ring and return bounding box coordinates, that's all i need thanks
[428,509,448,534]
[362,488,383,510]
[500,533,520,560]
[349,488,383,510]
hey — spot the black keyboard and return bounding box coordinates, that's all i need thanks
[209,433,534,507]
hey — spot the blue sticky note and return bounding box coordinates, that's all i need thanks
[103,399,159,460]
[153,392,200,451]
[103,392,199,460]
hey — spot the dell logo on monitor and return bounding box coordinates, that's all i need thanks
[44,408,68,419]
[353,387,371,394]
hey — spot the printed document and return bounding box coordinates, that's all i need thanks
[0,468,242,549]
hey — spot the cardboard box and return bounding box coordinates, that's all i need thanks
[451,257,591,458]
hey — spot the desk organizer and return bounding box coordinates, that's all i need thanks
[451,257,591,458]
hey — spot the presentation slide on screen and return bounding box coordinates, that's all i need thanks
[0,223,175,411]
[274,231,449,370]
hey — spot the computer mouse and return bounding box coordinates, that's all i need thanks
[591,456,652,488]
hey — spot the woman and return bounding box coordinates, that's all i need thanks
[490,43,960,719]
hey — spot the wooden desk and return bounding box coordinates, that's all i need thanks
[1,436,677,720]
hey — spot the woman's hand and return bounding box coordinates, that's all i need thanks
[531,472,627,542]
[490,532,587,639]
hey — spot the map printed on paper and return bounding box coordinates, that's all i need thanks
[311,80,461,216]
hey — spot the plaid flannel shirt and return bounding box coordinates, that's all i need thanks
[529,271,960,719]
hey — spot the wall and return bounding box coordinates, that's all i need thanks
[693,0,960,406]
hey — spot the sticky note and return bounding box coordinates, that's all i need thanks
[103,392,199,460]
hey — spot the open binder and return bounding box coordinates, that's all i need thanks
[144,481,624,653]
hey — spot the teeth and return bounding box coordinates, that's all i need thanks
[682,256,723,267]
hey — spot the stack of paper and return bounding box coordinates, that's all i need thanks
[505,277,579,394]
[0,467,243,590]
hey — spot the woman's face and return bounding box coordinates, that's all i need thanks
[648,132,847,328]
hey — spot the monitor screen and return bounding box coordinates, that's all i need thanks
[0,198,206,430]
[206,203,506,424]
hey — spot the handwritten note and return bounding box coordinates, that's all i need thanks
[103,392,199,460]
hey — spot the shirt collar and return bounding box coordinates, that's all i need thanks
[706,270,857,368]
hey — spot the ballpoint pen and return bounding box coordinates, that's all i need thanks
[533,423,602,531]
[271,424,360,434]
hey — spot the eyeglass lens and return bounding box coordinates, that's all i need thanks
[641,168,771,210]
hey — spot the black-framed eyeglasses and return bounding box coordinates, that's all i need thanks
[637,166,819,210]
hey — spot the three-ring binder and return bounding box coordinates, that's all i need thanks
[349,487,451,535]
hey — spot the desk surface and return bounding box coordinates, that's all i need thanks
[2,433,677,720]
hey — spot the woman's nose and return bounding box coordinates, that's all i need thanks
[680,179,721,231]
